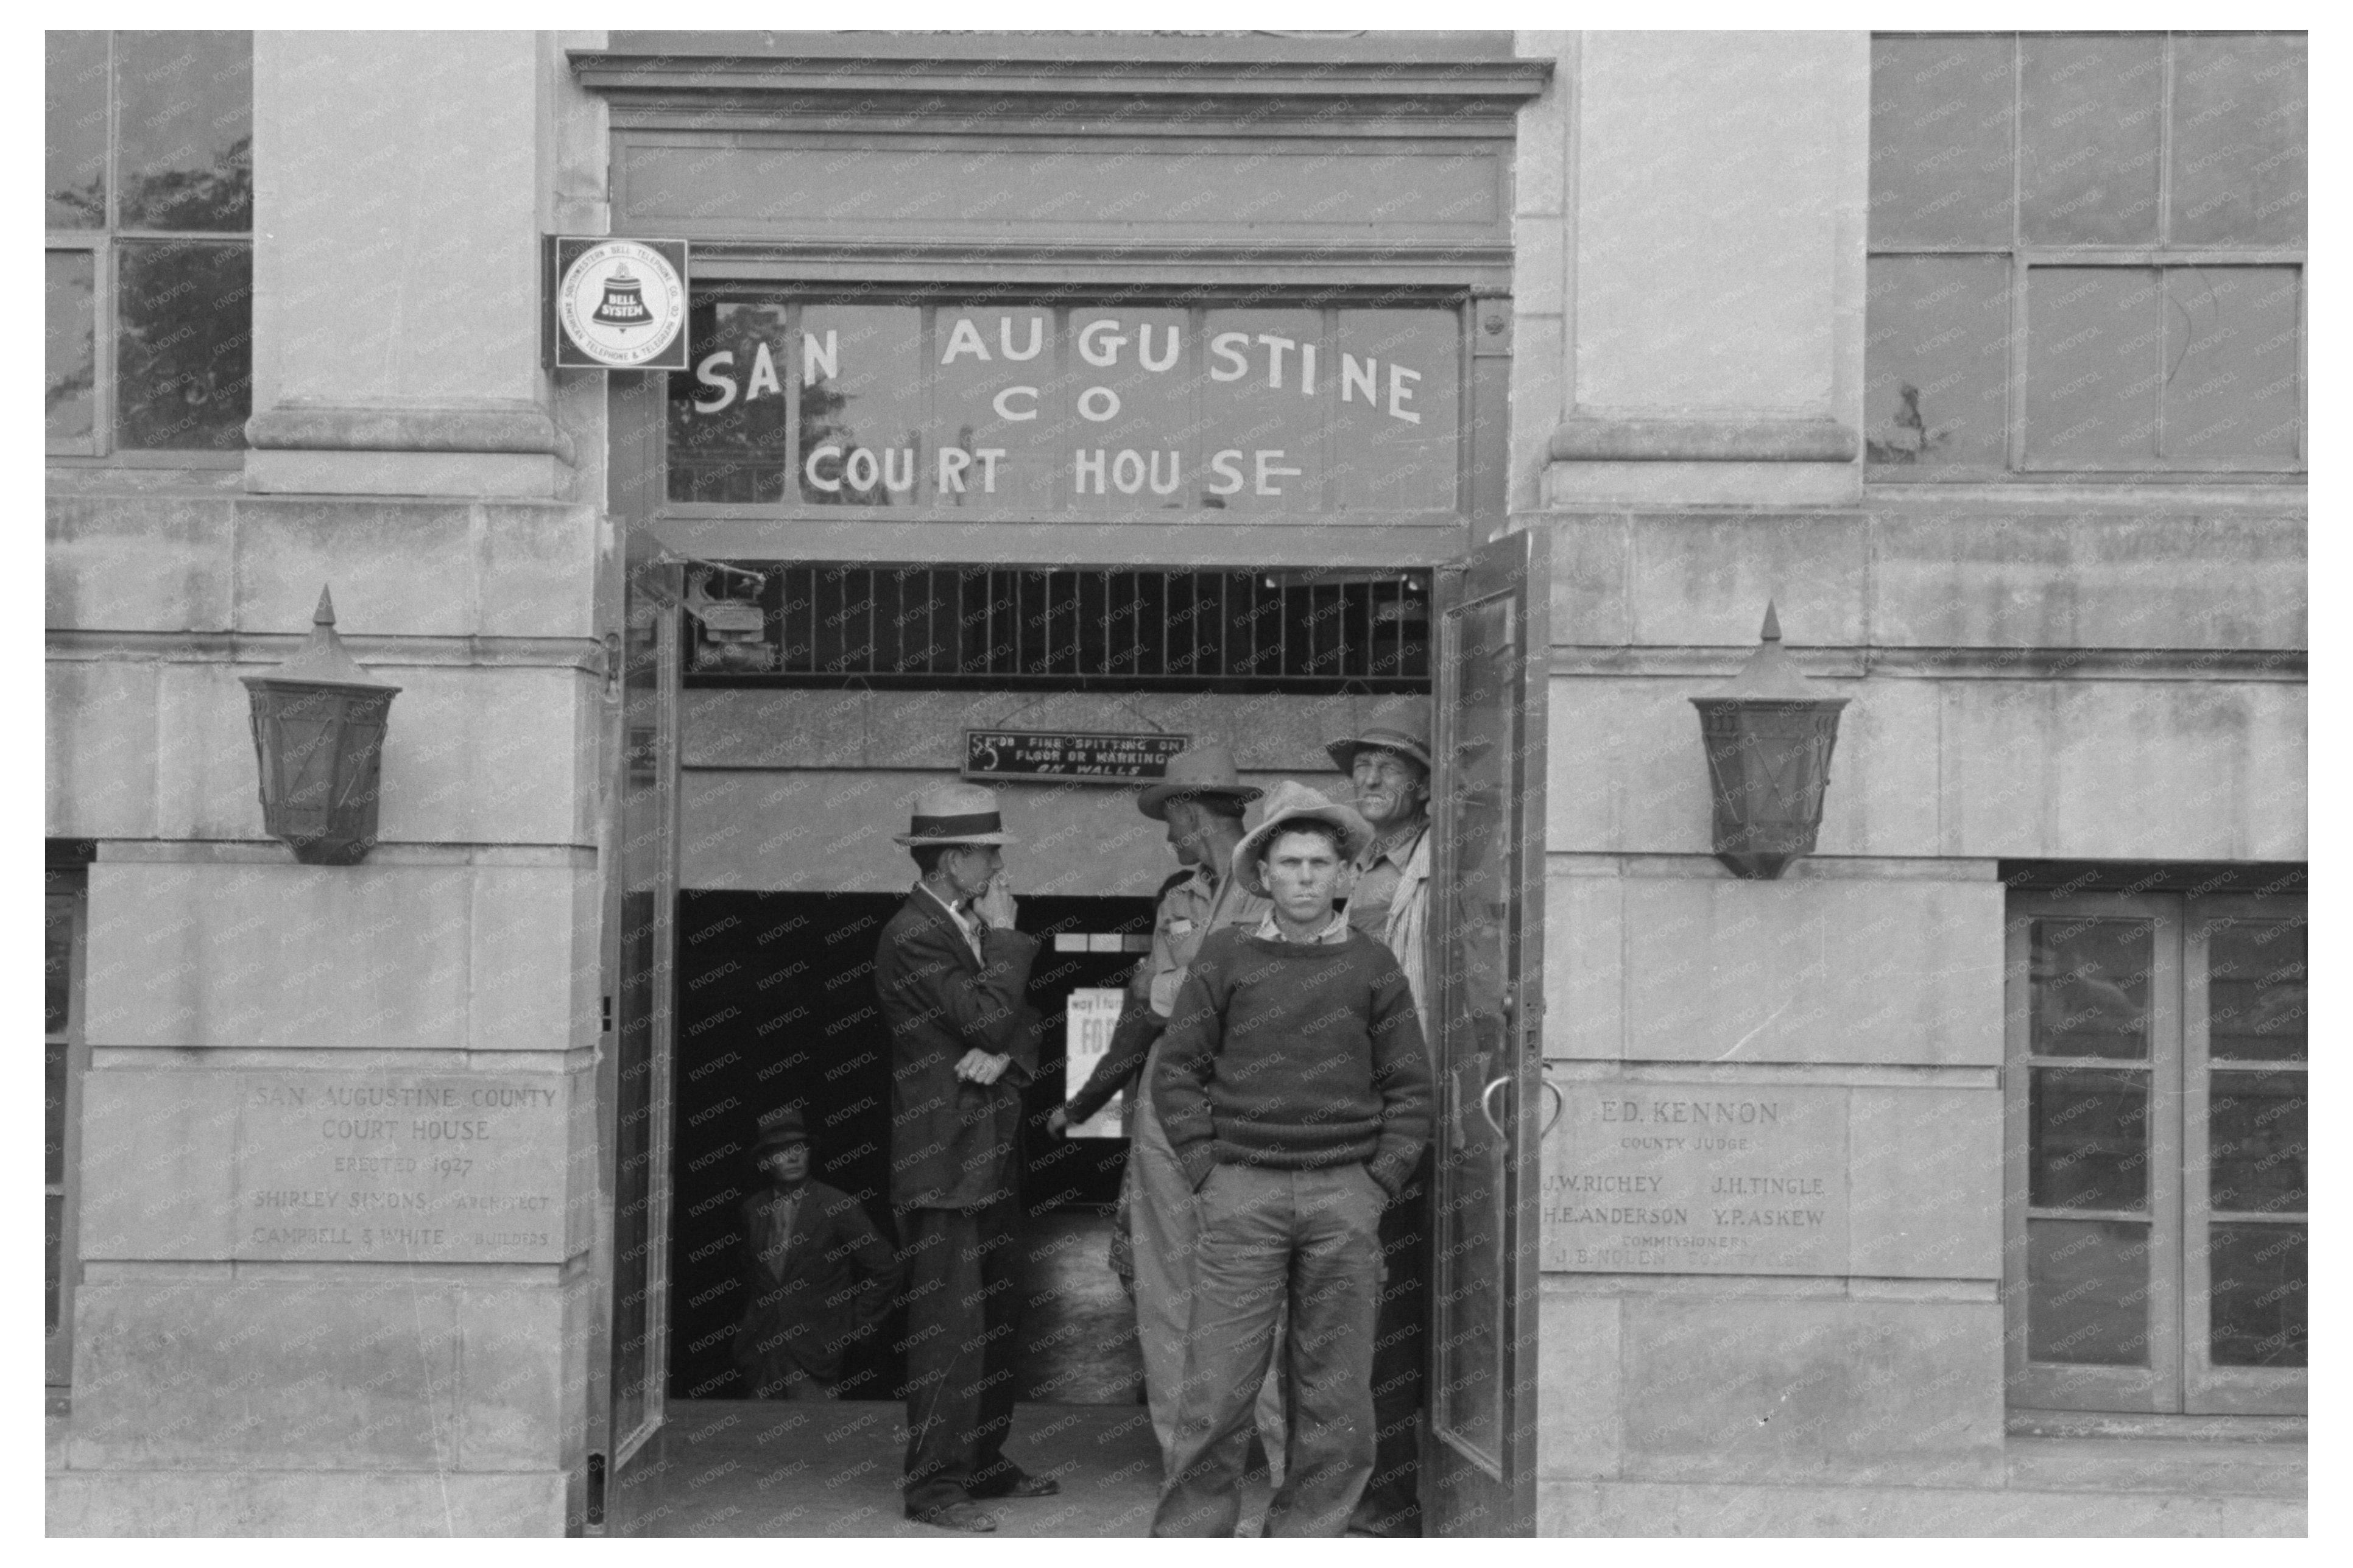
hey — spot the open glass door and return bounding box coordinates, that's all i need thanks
[604,552,681,1472]
[1427,525,1548,1536]
[587,370,685,1531]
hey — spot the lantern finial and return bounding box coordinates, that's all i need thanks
[1760,600,1780,644]
[314,586,337,627]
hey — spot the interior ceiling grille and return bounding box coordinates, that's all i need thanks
[682,564,1431,693]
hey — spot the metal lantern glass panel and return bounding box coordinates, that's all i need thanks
[241,588,401,865]
[1689,605,1849,880]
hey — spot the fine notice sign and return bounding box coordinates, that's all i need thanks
[964,730,1190,783]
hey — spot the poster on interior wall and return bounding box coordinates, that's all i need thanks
[1064,988,1127,1138]
[963,730,1190,782]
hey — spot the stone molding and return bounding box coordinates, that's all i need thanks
[1549,415,1860,464]
[245,404,575,468]
[574,32,1553,127]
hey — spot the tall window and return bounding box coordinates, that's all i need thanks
[2005,886,2306,1415]
[46,30,253,460]
[1868,33,2305,479]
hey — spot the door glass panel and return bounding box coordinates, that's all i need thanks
[2206,1223,2306,1367]
[1433,593,1516,1473]
[115,30,251,231]
[2170,33,2307,245]
[2027,1218,2152,1365]
[2206,918,2305,1061]
[1864,255,2009,470]
[2028,1067,2150,1209]
[2019,34,2164,244]
[2207,1070,2305,1213]
[46,31,108,229]
[2028,917,2153,1058]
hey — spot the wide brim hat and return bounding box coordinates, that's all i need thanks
[1230,780,1374,899]
[751,1106,809,1153]
[1137,742,1265,821]
[1325,711,1434,776]
[891,781,1018,846]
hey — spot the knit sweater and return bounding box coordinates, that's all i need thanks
[1151,925,1433,1197]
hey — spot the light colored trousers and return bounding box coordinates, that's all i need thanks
[1132,1047,1286,1480]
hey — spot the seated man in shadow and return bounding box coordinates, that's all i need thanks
[732,1106,901,1401]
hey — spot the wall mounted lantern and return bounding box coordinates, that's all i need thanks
[1689,603,1848,880]
[241,586,401,865]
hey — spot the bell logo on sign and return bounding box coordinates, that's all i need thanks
[551,237,688,370]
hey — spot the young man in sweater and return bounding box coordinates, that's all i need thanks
[1148,781,1433,1538]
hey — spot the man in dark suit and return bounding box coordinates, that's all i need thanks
[873,782,1058,1533]
[732,1106,901,1400]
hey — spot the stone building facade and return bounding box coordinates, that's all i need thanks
[46,30,2304,1536]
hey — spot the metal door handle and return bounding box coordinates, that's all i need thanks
[1537,1077,1565,1138]
[1479,1077,1511,1138]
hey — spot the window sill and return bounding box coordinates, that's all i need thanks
[2008,1408,2305,1444]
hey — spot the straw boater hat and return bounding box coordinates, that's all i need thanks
[892,782,1017,846]
[1135,743,1265,821]
[1325,706,1434,776]
[750,1105,809,1154]
[1230,780,1374,899]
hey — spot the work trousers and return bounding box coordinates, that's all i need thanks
[1151,1163,1385,1538]
[897,1194,1024,1515]
[1131,1050,1286,1474]
[1348,1146,1432,1535]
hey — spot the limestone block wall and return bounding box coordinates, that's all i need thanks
[48,492,608,1536]
[1528,503,2305,1527]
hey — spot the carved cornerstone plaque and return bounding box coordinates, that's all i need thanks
[1541,1082,1850,1274]
[233,1074,574,1262]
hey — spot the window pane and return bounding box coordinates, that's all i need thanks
[797,304,926,507]
[46,30,107,228]
[2207,917,2305,1061]
[116,30,252,231]
[2207,1070,2305,1214]
[2028,916,2153,1058]
[2027,1218,2151,1365]
[1332,310,1459,512]
[2030,1067,2150,1210]
[2162,267,2301,463]
[1198,308,1326,515]
[2207,1222,2305,1368]
[1864,255,2009,469]
[2020,35,2164,244]
[46,251,96,445]
[2025,267,2162,468]
[933,307,1066,513]
[116,240,251,451]
[1870,35,2015,245]
[2171,34,2306,245]
[668,300,791,504]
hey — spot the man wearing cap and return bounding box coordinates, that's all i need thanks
[1327,711,1436,1536]
[873,782,1055,1533]
[1149,781,1433,1537]
[1045,743,1285,1474]
[732,1106,902,1401]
